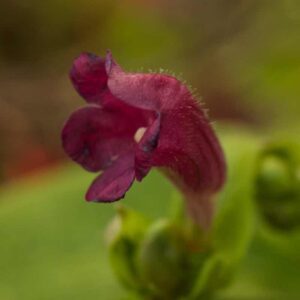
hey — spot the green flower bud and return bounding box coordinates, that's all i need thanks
[135,217,241,299]
[255,140,300,230]
[256,155,293,198]
[137,219,208,299]
[106,134,261,299]
[107,206,149,293]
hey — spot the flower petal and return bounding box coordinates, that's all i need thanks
[70,52,108,104]
[135,114,161,180]
[106,52,225,192]
[61,106,136,172]
[154,103,225,191]
[152,103,226,228]
[106,51,162,110]
[64,51,226,228]
[105,51,226,228]
[86,153,135,202]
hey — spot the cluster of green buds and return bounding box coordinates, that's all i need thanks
[106,134,300,299]
[255,140,300,231]
[107,204,229,299]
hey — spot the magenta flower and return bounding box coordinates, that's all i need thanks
[62,51,226,228]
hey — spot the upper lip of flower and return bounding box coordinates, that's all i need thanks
[62,50,226,228]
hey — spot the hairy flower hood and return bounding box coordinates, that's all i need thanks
[62,51,226,228]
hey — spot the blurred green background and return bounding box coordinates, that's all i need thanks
[0,0,300,299]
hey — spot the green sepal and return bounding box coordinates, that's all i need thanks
[188,254,235,299]
[137,219,200,299]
